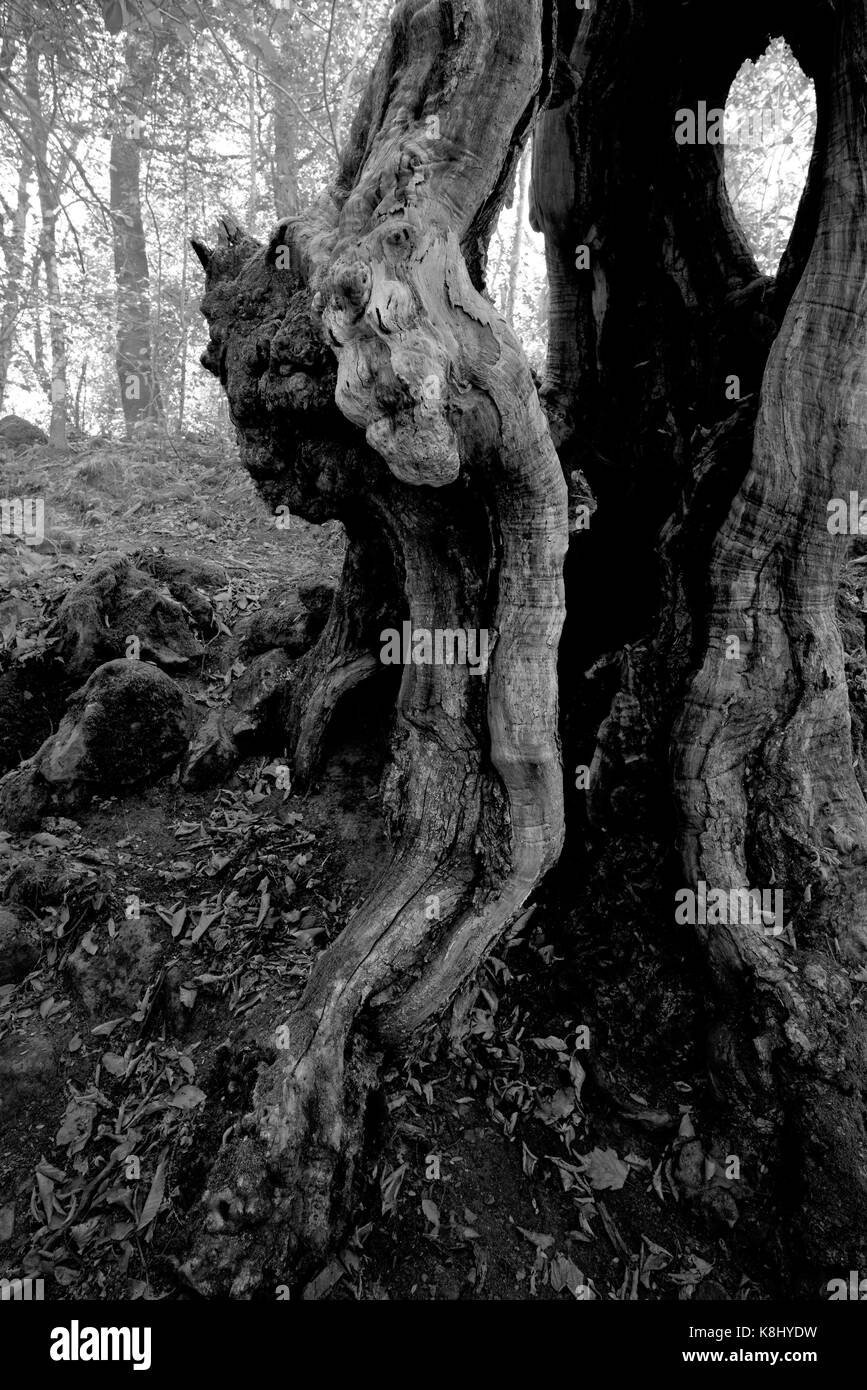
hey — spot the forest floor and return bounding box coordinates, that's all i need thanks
[1,431,862,1302]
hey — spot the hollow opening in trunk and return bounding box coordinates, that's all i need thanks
[317,664,399,789]
[723,37,816,274]
[486,141,548,380]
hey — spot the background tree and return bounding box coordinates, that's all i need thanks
[108,19,165,434]
[0,0,398,436]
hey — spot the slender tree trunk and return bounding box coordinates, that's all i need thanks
[246,63,259,232]
[270,19,300,219]
[0,147,33,411]
[177,53,191,435]
[0,0,30,411]
[504,148,530,326]
[27,249,50,396]
[73,358,87,434]
[25,44,67,450]
[110,27,163,436]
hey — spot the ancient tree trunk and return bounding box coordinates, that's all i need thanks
[534,0,867,1282]
[189,0,867,1294]
[189,0,566,1294]
[110,27,163,436]
[671,2,867,1274]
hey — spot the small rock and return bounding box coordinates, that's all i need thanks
[134,551,221,633]
[0,763,51,832]
[43,660,192,792]
[182,649,292,789]
[0,907,40,984]
[694,1280,729,1300]
[54,554,204,679]
[31,527,81,555]
[0,660,193,829]
[0,1028,56,1117]
[700,1184,740,1229]
[0,415,48,450]
[236,582,334,658]
[66,916,161,1016]
[2,851,70,909]
[675,1137,706,1197]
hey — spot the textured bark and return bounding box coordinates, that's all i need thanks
[670,2,867,1274]
[189,0,867,1293]
[189,0,566,1294]
[541,0,867,1278]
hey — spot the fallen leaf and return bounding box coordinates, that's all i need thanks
[190,908,221,944]
[137,1153,167,1231]
[301,1258,345,1300]
[534,1088,577,1123]
[570,1053,586,1100]
[547,1156,592,1195]
[550,1253,585,1295]
[36,1170,55,1223]
[517,1225,554,1249]
[166,1084,206,1110]
[70,1217,100,1250]
[380,1162,407,1216]
[581,1146,630,1191]
[56,1097,97,1152]
[0,1202,15,1241]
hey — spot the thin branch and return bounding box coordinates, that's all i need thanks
[0,71,112,229]
[188,0,336,156]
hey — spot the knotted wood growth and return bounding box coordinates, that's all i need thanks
[188,0,568,1293]
[188,0,867,1293]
